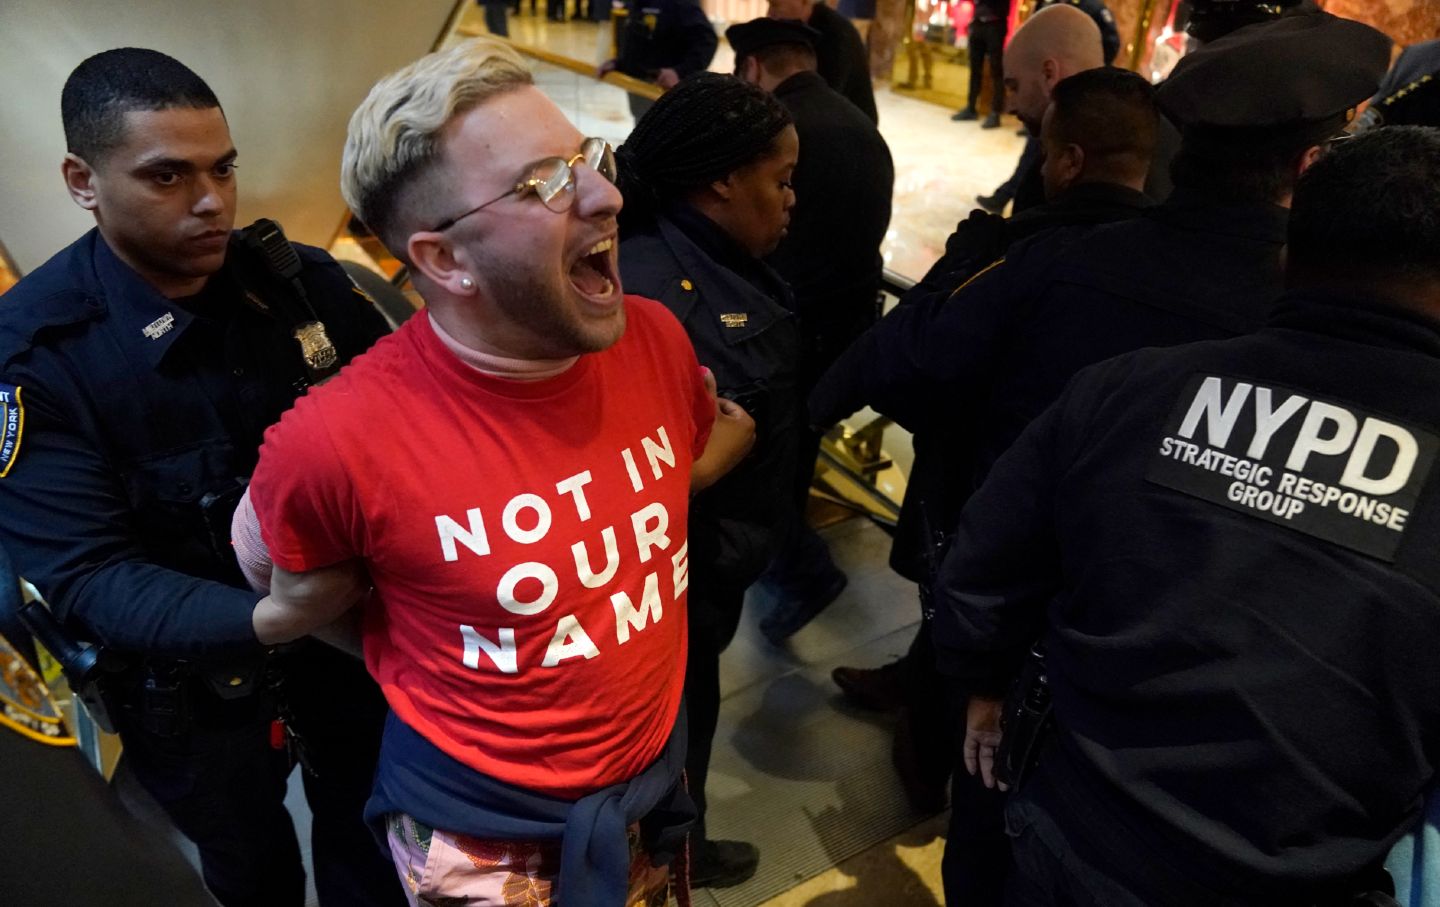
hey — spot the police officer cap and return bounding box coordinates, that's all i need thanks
[1185,0,1307,43]
[726,17,822,58]
[1159,12,1390,139]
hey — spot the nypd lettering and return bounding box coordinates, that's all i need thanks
[0,383,23,478]
[1146,374,1437,561]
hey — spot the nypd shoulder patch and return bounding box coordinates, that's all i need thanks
[0,383,23,478]
[0,629,75,747]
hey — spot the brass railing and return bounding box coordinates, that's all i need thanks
[811,269,916,525]
[454,23,663,99]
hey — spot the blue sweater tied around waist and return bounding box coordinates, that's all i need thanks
[365,706,694,907]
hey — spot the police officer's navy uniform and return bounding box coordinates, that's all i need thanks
[721,18,895,638]
[1358,38,1440,131]
[0,228,404,907]
[810,178,1156,905]
[934,289,1440,903]
[614,0,719,119]
[762,67,892,396]
[809,14,1391,905]
[620,202,799,843]
[810,184,1283,496]
[803,1,878,124]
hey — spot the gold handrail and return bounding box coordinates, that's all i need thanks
[454,25,663,100]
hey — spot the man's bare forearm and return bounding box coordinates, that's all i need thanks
[252,561,368,645]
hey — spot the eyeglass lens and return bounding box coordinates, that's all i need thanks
[531,139,618,213]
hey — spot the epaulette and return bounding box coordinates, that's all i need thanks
[0,287,104,369]
[1378,72,1435,108]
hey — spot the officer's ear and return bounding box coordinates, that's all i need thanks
[737,55,761,86]
[1296,144,1325,177]
[710,172,736,202]
[62,153,100,212]
[408,230,477,298]
[1054,142,1085,189]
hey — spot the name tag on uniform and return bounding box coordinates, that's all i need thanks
[142,312,175,339]
[0,383,23,478]
[1145,373,1437,562]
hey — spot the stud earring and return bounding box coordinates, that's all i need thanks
[460,276,475,290]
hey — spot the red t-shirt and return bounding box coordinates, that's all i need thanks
[251,296,712,797]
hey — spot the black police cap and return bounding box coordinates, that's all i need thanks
[725,17,822,58]
[1185,0,1307,43]
[1160,12,1391,133]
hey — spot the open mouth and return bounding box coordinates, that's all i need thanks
[568,237,619,301]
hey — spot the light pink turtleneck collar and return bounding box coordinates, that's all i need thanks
[427,312,578,381]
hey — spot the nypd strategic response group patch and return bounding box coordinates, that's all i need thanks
[0,383,23,478]
[1147,373,1436,562]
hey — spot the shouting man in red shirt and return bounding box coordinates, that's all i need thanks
[245,37,754,907]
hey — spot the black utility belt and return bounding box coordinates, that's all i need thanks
[118,657,269,696]
[111,658,275,736]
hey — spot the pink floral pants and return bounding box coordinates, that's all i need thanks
[384,812,676,907]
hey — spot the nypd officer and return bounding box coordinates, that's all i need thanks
[1184,0,1318,45]
[811,12,1391,486]
[0,49,404,907]
[937,123,1440,906]
[726,17,895,643]
[809,12,1390,904]
[831,66,1160,906]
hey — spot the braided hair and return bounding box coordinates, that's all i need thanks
[616,73,793,232]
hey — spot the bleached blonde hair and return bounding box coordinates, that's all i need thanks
[340,37,532,260]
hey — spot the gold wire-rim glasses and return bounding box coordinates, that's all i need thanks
[432,137,618,232]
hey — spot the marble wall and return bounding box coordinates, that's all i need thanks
[1097,0,1151,67]
[1324,0,1440,47]
[864,0,1440,92]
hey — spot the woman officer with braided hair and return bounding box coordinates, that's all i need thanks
[615,72,802,890]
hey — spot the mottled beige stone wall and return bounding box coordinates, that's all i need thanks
[1014,0,1166,71]
[1104,0,1150,67]
[1324,0,1440,48]
[869,0,908,78]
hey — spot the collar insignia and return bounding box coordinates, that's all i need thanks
[142,312,175,340]
[720,313,748,328]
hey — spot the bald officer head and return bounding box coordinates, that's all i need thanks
[1004,5,1106,136]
